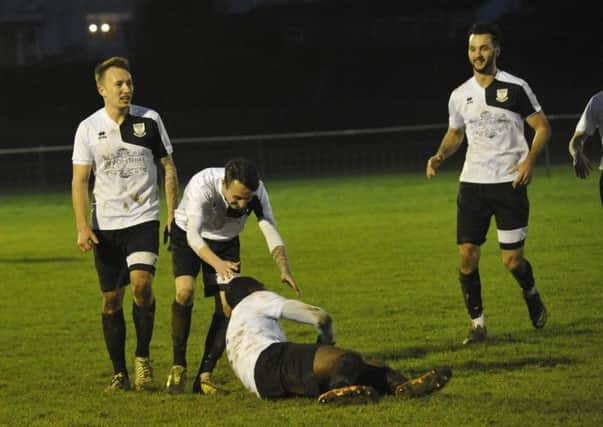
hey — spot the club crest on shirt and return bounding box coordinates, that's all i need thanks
[133,122,146,137]
[496,88,509,102]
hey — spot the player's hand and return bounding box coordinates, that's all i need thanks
[316,317,335,345]
[281,272,301,297]
[77,228,99,253]
[166,212,174,233]
[215,260,241,282]
[572,151,592,179]
[510,160,534,188]
[426,153,444,178]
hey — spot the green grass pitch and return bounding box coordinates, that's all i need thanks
[1,165,602,426]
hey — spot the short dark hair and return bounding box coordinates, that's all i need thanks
[468,23,503,47]
[224,277,266,309]
[94,56,130,85]
[224,158,260,191]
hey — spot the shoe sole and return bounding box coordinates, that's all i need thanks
[532,306,547,329]
[395,367,452,399]
[462,327,487,345]
[199,380,229,395]
[166,368,187,394]
[134,377,154,392]
[462,335,486,345]
[318,385,378,405]
[166,381,186,394]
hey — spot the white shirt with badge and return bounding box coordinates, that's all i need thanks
[225,290,287,397]
[448,70,542,183]
[174,167,278,242]
[72,105,173,230]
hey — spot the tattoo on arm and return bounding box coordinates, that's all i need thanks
[271,245,291,275]
[163,159,179,215]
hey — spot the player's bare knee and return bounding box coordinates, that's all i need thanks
[459,247,479,273]
[131,277,154,306]
[502,253,523,271]
[175,287,194,306]
[102,292,123,314]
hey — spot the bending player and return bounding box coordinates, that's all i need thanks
[166,158,299,394]
[221,276,452,404]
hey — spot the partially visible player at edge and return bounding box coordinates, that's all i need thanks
[426,23,551,344]
[71,56,178,391]
[568,89,603,204]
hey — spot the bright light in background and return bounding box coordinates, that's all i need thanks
[100,23,111,33]
[88,24,98,33]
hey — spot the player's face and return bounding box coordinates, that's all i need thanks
[222,179,255,209]
[98,66,134,111]
[468,33,498,74]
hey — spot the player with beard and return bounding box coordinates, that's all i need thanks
[165,158,300,395]
[426,23,551,344]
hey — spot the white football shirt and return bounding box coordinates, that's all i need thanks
[448,70,542,183]
[72,105,173,230]
[174,167,277,241]
[575,90,603,170]
[225,290,287,397]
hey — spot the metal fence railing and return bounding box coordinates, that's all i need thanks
[0,114,582,190]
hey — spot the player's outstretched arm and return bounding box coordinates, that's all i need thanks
[272,245,301,297]
[427,128,465,178]
[281,299,335,345]
[258,219,301,296]
[568,132,592,179]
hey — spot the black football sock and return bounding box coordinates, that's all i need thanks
[356,365,402,395]
[102,310,127,375]
[132,300,155,358]
[171,300,193,367]
[459,269,483,319]
[511,259,536,294]
[198,312,228,375]
[327,352,394,395]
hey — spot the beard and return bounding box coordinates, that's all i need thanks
[472,56,496,75]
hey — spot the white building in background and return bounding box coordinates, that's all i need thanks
[0,0,136,65]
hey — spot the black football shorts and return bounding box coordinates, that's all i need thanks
[93,220,159,292]
[170,221,240,297]
[457,182,529,249]
[254,342,321,399]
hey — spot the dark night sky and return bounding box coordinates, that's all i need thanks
[0,0,601,146]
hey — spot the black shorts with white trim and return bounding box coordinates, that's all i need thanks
[93,220,159,292]
[457,182,529,249]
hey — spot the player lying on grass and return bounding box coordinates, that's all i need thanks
[220,276,452,404]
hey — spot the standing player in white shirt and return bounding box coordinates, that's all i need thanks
[72,57,178,391]
[221,276,451,404]
[568,90,603,204]
[165,158,300,394]
[426,23,551,344]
